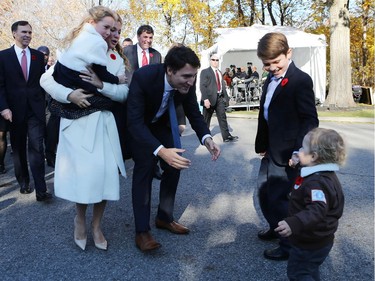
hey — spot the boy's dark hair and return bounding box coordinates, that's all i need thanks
[137,25,154,36]
[257,32,289,60]
[11,21,31,33]
[164,45,200,72]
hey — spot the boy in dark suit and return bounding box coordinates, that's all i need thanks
[127,45,220,252]
[0,21,52,201]
[255,32,318,260]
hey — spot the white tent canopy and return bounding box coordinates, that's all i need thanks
[199,24,327,103]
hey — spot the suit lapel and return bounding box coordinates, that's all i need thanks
[270,62,296,103]
[133,45,139,70]
[28,49,37,83]
[260,75,271,106]
[149,49,155,64]
[10,46,25,81]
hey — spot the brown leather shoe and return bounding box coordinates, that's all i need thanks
[135,232,161,252]
[155,218,190,234]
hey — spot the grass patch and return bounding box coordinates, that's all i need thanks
[228,104,374,118]
[317,104,374,118]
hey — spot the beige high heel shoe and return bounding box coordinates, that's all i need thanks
[94,240,108,251]
[74,216,87,251]
[92,224,108,251]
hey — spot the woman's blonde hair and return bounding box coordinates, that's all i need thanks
[306,128,346,165]
[61,6,115,49]
[112,13,131,72]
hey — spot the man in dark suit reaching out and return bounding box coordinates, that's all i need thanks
[127,45,221,252]
[0,21,52,201]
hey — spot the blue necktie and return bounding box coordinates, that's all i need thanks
[168,91,181,149]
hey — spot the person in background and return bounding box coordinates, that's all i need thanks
[122,37,133,49]
[0,114,8,174]
[250,66,259,80]
[40,10,128,251]
[200,53,238,142]
[123,24,163,179]
[47,56,55,68]
[123,24,162,84]
[37,45,58,168]
[222,67,232,87]
[276,127,345,280]
[127,45,220,252]
[228,65,236,79]
[238,66,248,79]
[0,21,52,201]
[247,61,253,77]
[37,46,50,70]
[255,32,319,261]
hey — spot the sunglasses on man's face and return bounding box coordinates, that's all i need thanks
[211,59,219,61]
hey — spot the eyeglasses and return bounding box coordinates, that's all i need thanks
[211,59,219,61]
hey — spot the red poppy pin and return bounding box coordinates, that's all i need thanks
[149,53,154,58]
[110,54,116,60]
[31,55,37,61]
[281,78,288,87]
[294,176,303,189]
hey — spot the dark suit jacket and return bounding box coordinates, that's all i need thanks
[127,64,210,152]
[255,61,319,166]
[123,44,162,83]
[0,46,46,124]
[200,67,228,106]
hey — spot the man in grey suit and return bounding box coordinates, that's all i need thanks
[200,53,238,142]
[123,24,163,179]
[123,25,162,84]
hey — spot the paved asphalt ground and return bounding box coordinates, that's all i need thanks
[0,115,374,281]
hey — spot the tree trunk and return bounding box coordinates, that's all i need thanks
[324,0,356,108]
[266,1,277,25]
[361,0,369,85]
[236,0,247,26]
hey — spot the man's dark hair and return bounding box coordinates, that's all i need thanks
[37,46,50,55]
[123,37,132,42]
[11,21,31,33]
[164,45,200,72]
[137,25,154,36]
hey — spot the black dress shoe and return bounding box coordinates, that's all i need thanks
[224,135,239,142]
[264,246,289,261]
[0,164,5,174]
[258,229,279,241]
[20,185,34,194]
[36,192,53,202]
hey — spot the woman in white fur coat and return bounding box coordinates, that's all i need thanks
[40,12,129,251]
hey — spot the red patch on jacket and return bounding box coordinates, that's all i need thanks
[281,78,288,86]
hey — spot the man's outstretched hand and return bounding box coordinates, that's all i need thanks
[204,137,221,161]
[158,148,191,170]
